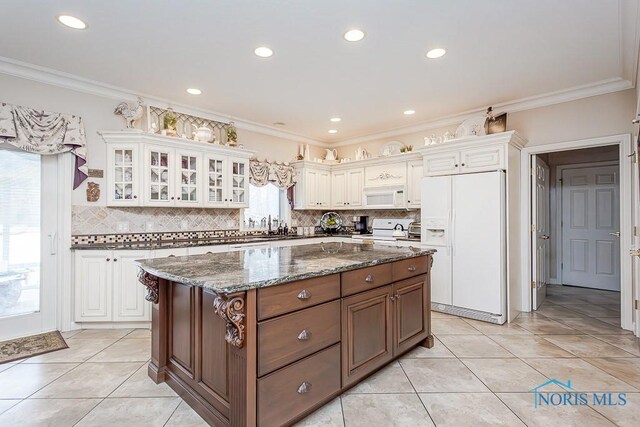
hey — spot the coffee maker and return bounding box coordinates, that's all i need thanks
[351,216,369,234]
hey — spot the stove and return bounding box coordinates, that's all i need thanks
[351,218,415,243]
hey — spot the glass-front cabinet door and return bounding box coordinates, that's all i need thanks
[228,157,249,207]
[175,151,201,207]
[144,145,174,206]
[107,144,140,206]
[205,155,227,207]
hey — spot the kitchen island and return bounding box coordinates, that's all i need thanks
[138,242,435,427]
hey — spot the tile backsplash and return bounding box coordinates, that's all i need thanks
[72,206,420,236]
[72,206,240,235]
[291,209,420,228]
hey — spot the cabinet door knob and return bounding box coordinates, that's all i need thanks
[297,289,312,300]
[171,196,175,200]
[461,163,466,167]
[106,258,111,262]
[297,329,312,341]
[113,258,118,262]
[297,381,312,394]
[407,265,416,272]
[365,274,375,283]
[133,195,138,199]
[177,197,181,200]
[454,164,459,167]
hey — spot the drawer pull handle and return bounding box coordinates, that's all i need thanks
[297,289,312,300]
[297,381,312,394]
[407,265,416,272]
[365,274,375,283]
[297,330,312,341]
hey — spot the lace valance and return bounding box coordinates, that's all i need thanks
[249,158,295,189]
[0,102,88,188]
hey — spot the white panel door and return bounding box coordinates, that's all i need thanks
[112,251,151,321]
[423,152,459,176]
[407,160,423,208]
[421,176,452,305]
[75,251,112,322]
[531,155,550,309]
[562,165,620,290]
[452,172,505,314]
[331,170,347,208]
[317,171,331,207]
[346,168,364,208]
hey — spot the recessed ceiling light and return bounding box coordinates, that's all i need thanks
[426,48,446,59]
[186,88,202,95]
[403,110,416,115]
[328,129,338,134]
[273,122,286,126]
[343,29,365,42]
[330,117,341,122]
[57,15,87,30]
[254,46,274,58]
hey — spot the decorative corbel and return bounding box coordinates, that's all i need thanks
[138,270,160,304]
[213,294,246,348]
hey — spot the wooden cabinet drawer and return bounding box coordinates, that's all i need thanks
[258,301,340,376]
[392,256,429,281]
[258,344,341,427]
[257,274,340,320]
[341,263,392,296]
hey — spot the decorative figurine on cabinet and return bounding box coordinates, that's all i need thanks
[114,97,144,129]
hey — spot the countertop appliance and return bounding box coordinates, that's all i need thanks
[351,216,369,234]
[351,218,414,243]
[408,222,421,238]
[422,171,506,324]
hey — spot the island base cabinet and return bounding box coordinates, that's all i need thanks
[342,285,393,387]
[257,344,340,427]
[393,275,429,354]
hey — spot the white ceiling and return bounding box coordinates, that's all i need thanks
[0,0,637,144]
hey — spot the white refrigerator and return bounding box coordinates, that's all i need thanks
[422,171,506,323]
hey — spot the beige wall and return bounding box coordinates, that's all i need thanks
[336,89,637,158]
[0,73,323,206]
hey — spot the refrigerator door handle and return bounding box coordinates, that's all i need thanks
[450,208,455,256]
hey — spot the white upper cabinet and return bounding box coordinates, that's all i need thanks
[100,130,254,208]
[106,144,141,206]
[420,132,524,177]
[144,145,174,206]
[228,157,250,208]
[175,150,202,207]
[331,168,364,209]
[294,165,331,209]
[406,160,423,208]
[364,163,407,187]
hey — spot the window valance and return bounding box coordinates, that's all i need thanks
[0,102,88,188]
[249,158,295,189]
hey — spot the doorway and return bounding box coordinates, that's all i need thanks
[521,134,637,335]
[0,147,59,340]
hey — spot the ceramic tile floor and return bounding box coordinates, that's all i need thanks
[0,285,638,426]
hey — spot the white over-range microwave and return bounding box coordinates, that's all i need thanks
[362,186,406,209]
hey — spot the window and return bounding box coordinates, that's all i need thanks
[242,184,289,230]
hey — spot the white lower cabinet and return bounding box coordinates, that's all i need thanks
[74,250,152,323]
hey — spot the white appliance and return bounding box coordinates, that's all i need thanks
[422,171,506,324]
[362,186,406,209]
[352,218,414,244]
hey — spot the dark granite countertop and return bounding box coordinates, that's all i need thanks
[71,233,357,250]
[137,242,435,294]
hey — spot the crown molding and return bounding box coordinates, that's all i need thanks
[331,77,634,147]
[0,56,324,146]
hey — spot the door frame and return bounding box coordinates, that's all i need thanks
[555,160,620,287]
[520,134,637,333]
